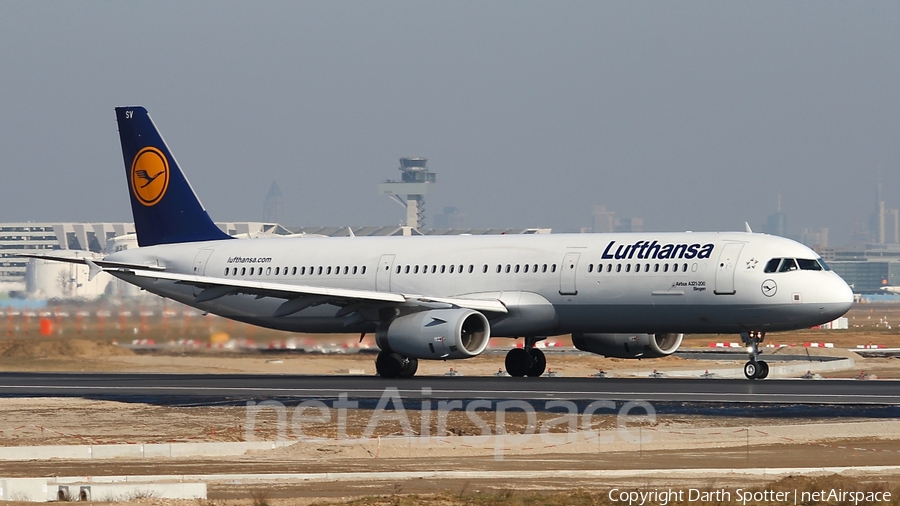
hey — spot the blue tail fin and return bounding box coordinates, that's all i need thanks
[115,106,232,247]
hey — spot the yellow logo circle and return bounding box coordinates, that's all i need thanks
[130,147,170,206]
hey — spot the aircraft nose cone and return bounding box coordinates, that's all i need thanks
[823,275,854,318]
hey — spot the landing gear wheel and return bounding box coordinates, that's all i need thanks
[505,348,531,377]
[526,348,546,377]
[757,360,769,379]
[400,357,418,378]
[376,351,405,379]
[744,360,759,380]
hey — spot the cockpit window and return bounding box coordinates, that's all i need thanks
[778,258,799,272]
[764,258,781,273]
[817,258,831,271]
[797,258,822,271]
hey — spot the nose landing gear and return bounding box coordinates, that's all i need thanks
[741,331,769,380]
[504,336,547,377]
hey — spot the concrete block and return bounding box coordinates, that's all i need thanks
[0,478,49,502]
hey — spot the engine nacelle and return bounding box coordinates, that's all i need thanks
[375,309,490,360]
[572,332,683,359]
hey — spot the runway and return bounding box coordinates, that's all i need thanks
[0,372,899,406]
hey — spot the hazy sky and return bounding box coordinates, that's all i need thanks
[1,2,897,245]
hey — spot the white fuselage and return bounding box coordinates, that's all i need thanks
[107,231,853,337]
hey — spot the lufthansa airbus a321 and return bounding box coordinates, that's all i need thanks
[25,107,853,380]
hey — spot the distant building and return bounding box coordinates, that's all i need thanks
[761,194,788,237]
[591,206,616,233]
[615,217,644,233]
[591,205,643,233]
[0,221,291,294]
[263,182,284,224]
[799,227,828,250]
[434,207,465,230]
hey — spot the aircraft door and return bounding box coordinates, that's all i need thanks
[714,243,744,295]
[376,254,395,292]
[559,252,580,295]
[193,249,214,276]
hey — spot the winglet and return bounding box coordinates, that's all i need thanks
[85,259,103,282]
[744,222,753,233]
[115,107,232,247]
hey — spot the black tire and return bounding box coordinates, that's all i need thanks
[743,360,758,380]
[400,357,419,378]
[505,348,530,377]
[526,348,546,377]
[758,360,769,379]
[376,351,405,378]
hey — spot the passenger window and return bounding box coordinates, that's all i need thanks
[224,268,229,276]
[644,264,650,272]
[468,265,473,273]
[542,264,548,273]
[653,264,659,272]
[764,258,781,273]
[682,263,688,272]
[779,258,799,272]
[524,264,530,273]
[441,265,446,274]
[616,264,622,272]
[483,265,488,273]
[533,264,538,272]
[625,264,631,273]
[317,267,323,275]
[414,265,419,274]
[431,265,437,274]
[497,265,502,273]
[449,265,455,273]
[274,267,279,275]
[326,267,332,275]
[515,265,520,273]
[551,264,556,273]
[663,264,669,273]
[343,266,349,275]
[241,267,246,275]
[797,259,822,271]
[361,266,366,274]
[606,264,612,272]
[404,265,409,274]
[266,267,272,275]
[505,264,511,273]
[293,267,298,275]
[588,264,594,273]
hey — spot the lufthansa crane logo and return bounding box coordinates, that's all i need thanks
[130,147,170,206]
[761,279,777,297]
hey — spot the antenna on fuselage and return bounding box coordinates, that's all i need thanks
[744,222,753,233]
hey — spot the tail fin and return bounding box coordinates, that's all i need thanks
[115,106,232,247]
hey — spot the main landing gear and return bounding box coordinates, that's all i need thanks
[504,337,547,377]
[740,331,769,380]
[375,350,418,379]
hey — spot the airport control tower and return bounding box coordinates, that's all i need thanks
[377,157,436,229]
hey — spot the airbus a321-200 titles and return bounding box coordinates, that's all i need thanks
[24,107,853,380]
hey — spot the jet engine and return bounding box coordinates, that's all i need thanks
[375,309,490,360]
[571,332,683,359]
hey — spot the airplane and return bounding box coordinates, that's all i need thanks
[880,286,900,294]
[23,106,854,380]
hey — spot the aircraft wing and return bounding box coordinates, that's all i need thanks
[121,267,508,314]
